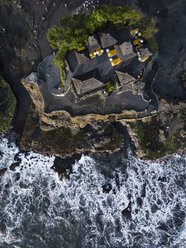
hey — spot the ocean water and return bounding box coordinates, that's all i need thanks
[0,135,185,248]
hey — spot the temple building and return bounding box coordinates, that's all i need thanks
[115,41,137,61]
[72,69,106,98]
[99,32,117,49]
[66,27,153,98]
[74,51,90,65]
[115,70,144,95]
[137,47,153,62]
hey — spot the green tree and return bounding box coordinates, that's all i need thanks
[47,5,157,83]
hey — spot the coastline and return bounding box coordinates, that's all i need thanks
[0,0,185,163]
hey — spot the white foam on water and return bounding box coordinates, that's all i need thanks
[0,137,185,248]
[0,136,19,170]
[168,217,186,248]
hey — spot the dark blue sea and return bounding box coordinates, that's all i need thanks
[0,135,185,248]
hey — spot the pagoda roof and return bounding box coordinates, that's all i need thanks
[115,42,136,61]
[116,71,136,85]
[88,34,101,52]
[139,47,153,60]
[75,51,90,64]
[72,69,105,97]
[99,32,117,48]
[116,70,144,95]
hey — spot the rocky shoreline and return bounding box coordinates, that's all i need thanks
[0,0,185,164]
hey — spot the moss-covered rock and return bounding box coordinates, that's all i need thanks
[127,100,186,160]
[20,105,123,157]
[0,76,16,134]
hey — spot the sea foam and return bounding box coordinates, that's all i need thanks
[0,136,185,248]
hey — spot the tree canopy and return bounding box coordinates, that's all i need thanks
[47,5,157,78]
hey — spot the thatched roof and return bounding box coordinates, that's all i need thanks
[75,52,90,64]
[116,71,143,95]
[139,48,153,60]
[72,69,105,97]
[88,34,101,52]
[115,42,136,61]
[116,71,136,86]
[99,32,117,48]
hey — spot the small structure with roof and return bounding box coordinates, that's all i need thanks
[99,32,117,49]
[72,68,106,98]
[115,70,144,95]
[88,34,101,58]
[75,51,90,64]
[115,41,137,61]
[65,27,153,99]
[137,47,153,62]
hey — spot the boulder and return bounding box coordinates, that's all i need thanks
[122,202,132,220]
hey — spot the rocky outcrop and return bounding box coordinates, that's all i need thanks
[22,71,149,131]
[0,76,16,134]
[20,105,124,158]
[21,59,186,161]
[21,53,158,131]
[21,73,45,113]
[124,99,186,160]
[20,58,156,158]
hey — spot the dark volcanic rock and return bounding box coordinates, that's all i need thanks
[14,150,25,163]
[0,168,7,176]
[20,106,123,158]
[0,151,3,158]
[10,162,21,171]
[136,197,143,207]
[1,189,8,202]
[13,172,20,182]
[115,173,120,190]
[52,154,81,179]
[141,183,147,198]
[158,176,167,182]
[102,182,112,193]
[0,221,6,236]
[122,202,132,220]
[43,197,50,208]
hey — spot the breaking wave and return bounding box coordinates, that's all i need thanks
[0,136,185,248]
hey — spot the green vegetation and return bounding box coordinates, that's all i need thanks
[106,82,114,92]
[0,76,16,134]
[58,68,65,88]
[147,37,158,53]
[47,5,157,79]
[21,105,123,156]
[96,124,123,151]
[129,109,186,160]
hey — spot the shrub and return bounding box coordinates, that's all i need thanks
[106,82,114,92]
[58,68,65,88]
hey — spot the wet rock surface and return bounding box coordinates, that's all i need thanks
[10,162,21,171]
[20,105,124,158]
[126,99,186,160]
[136,197,143,207]
[52,154,81,179]
[0,221,6,236]
[122,202,132,220]
[102,182,112,193]
[0,168,7,177]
